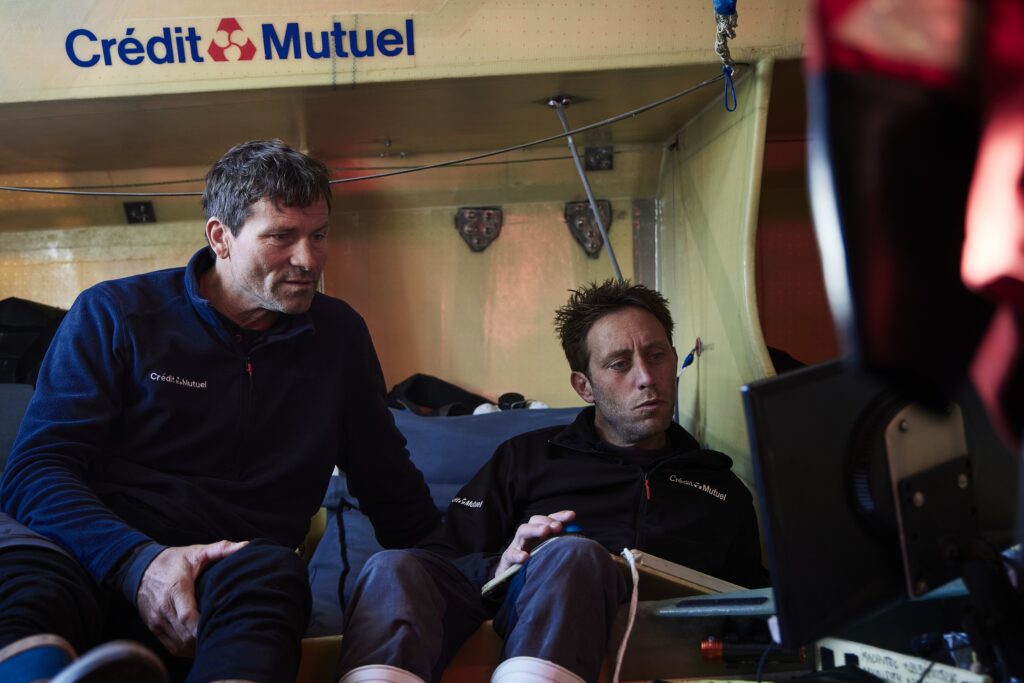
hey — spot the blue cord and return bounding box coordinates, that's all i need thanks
[680,351,695,371]
[713,0,737,14]
[723,65,737,112]
[756,641,775,683]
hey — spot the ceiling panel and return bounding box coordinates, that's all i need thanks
[0,62,729,174]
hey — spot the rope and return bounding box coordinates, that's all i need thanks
[5,154,589,193]
[714,11,738,72]
[723,66,737,111]
[713,0,739,111]
[612,548,640,683]
[327,69,725,186]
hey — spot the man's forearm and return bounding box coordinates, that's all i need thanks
[0,285,156,584]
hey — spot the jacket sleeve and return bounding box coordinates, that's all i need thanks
[723,488,771,588]
[336,315,441,548]
[418,439,522,588]
[0,286,158,587]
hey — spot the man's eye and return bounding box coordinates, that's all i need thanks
[609,361,629,371]
[312,232,328,242]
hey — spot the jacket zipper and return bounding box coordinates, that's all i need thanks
[244,354,255,412]
[239,353,255,475]
[635,460,672,550]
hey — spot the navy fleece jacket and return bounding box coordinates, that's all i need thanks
[1,248,439,601]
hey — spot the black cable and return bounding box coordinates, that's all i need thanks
[915,660,936,683]
[756,641,776,683]
[0,69,733,198]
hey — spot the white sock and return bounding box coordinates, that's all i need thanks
[340,664,425,683]
[490,657,585,683]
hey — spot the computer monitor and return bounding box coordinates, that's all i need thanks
[742,359,1017,648]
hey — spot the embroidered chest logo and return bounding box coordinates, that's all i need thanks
[451,497,483,509]
[149,372,208,389]
[668,474,727,501]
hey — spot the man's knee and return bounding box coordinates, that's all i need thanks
[219,539,308,583]
[363,549,423,575]
[530,537,616,576]
[1,548,96,601]
[198,540,311,617]
[0,547,103,649]
[520,536,626,601]
[355,550,431,594]
[191,539,311,676]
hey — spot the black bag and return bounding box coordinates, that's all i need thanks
[386,374,490,417]
[0,298,66,386]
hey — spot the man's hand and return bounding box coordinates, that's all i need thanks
[136,540,248,657]
[494,510,576,577]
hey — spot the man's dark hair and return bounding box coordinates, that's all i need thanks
[202,139,332,235]
[554,279,674,374]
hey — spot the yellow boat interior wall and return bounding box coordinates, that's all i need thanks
[0,147,647,407]
[658,60,774,486]
[324,147,646,406]
[0,1,810,432]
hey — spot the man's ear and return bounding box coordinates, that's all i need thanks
[570,370,595,404]
[206,218,230,259]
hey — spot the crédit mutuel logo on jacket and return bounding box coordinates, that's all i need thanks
[150,372,208,390]
[64,16,416,67]
[668,475,727,501]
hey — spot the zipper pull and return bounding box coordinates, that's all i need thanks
[644,477,651,500]
[246,359,253,379]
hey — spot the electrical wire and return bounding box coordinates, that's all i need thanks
[756,641,776,683]
[0,69,734,199]
[914,660,936,683]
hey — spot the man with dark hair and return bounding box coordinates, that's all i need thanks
[0,140,440,683]
[554,278,675,374]
[337,279,766,683]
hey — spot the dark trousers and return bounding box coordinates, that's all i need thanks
[0,539,311,683]
[337,537,626,683]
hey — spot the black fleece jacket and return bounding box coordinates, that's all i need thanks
[421,407,768,589]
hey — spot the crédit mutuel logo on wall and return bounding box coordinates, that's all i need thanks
[64,17,415,67]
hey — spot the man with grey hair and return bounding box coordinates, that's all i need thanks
[0,140,439,683]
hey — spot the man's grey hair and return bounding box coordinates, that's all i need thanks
[202,139,332,235]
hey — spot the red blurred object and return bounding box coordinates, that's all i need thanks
[808,0,1024,450]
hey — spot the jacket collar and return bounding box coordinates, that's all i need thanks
[184,247,315,346]
[550,405,706,458]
